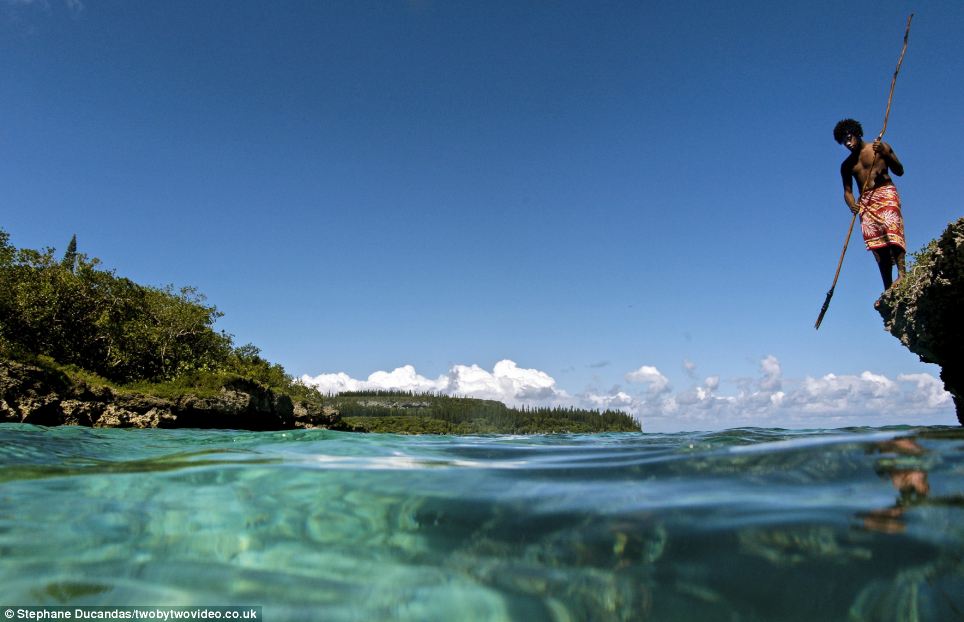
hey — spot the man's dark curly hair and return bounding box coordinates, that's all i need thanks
[833,119,863,144]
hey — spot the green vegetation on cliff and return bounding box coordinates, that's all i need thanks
[0,228,310,399]
[0,229,641,433]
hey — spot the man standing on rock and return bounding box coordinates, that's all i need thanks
[834,118,906,292]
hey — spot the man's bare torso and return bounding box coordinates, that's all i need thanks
[842,141,896,193]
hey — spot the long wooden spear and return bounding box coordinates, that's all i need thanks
[814,13,914,330]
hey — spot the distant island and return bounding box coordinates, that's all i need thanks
[0,229,640,434]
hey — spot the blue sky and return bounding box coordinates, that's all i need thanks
[3,0,962,431]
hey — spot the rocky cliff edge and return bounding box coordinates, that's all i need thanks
[877,217,964,424]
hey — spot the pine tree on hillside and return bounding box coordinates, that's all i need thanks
[62,234,78,273]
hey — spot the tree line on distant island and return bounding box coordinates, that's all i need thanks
[0,229,640,433]
[331,391,640,433]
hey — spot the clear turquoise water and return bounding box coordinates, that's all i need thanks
[1,424,962,621]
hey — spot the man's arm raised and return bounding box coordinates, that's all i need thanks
[874,140,904,176]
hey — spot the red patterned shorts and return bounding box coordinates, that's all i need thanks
[858,185,905,251]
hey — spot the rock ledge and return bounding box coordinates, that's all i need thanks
[877,217,964,424]
[0,359,353,431]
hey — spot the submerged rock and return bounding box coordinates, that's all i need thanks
[0,358,354,431]
[877,217,964,424]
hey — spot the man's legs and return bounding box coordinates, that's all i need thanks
[873,248,895,289]
[894,247,906,285]
[873,245,906,290]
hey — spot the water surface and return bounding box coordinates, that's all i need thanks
[1,424,962,620]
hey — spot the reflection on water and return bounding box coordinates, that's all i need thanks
[861,437,932,534]
[0,424,962,621]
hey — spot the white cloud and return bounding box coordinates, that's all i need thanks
[759,355,782,391]
[582,390,637,411]
[492,359,557,400]
[300,356,955,432]
[301,359,569,408]
[897,373,953,409]
[675,375,723,408]
[682,359,698,379]
[790,371,897,413]
[301,365,447,395]
[367,365,448,393]
[642,357,953,431]
[625,365,671,394]
[300,371,365,394]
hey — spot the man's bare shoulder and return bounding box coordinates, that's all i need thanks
[840,152,858,171]
[877,140,897,155]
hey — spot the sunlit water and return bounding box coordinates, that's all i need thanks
[1,424,962,621]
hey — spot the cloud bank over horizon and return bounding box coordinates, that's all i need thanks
[300,356,955,432]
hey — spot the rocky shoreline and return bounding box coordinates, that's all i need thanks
[0,358,355,431]
[878,217,964,425]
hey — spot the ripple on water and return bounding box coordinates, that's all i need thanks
[0,423,962,621]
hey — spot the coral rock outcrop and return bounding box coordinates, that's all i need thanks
[877,217,964,424]
[0,359,351,431]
